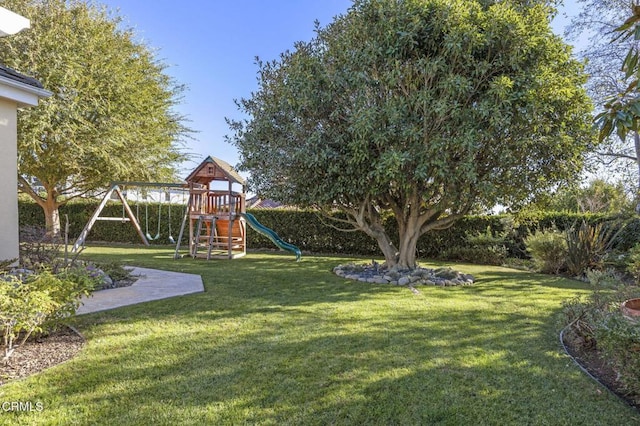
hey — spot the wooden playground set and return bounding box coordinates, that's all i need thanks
[72,156,301,260]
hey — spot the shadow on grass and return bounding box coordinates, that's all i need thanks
[16,300,638,425]
[7,247,634,424]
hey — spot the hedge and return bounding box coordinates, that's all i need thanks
[18,201,640,258]
[19,200,188,246]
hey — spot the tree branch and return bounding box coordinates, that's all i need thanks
[313,209,361,232]
[17,175,46,208]
[595,150,638,161]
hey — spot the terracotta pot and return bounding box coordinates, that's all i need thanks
[621,298,640,318]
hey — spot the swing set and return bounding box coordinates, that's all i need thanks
[71,181,188,252]
[72,156,300,261]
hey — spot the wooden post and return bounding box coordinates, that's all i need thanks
[72,186,117,252]
[72,184,150,252]
[228,181,233,258]
[113,186,149,247]
[173,193,192,259]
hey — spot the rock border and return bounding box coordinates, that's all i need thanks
[333,262,474,286]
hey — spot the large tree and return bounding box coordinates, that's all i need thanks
[569,0,640,212]
[228,0,594,269]
[0,0,189,235]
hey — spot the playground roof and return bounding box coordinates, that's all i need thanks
[186,155,246,186]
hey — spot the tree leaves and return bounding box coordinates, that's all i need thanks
[596,4,640,143]
[228,0,593,267]
[0,0,190,204]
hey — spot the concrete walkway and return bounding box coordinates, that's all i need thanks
[76,267,204,315]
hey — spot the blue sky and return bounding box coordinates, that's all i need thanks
[97,0,583,179]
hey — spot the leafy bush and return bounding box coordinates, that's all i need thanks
[442,226,507,265]
[524,228,567,274]
[611,216,640,251]
[561,282,640,397]
[95,261,131,283]
[58,265,101,293]
[0,273,57,365]
[0,268,96,364]
[595,314,640,395]
[585,269,625,289]
[627,243,640,284]
[27,269,96,328]
[565,221,620,277]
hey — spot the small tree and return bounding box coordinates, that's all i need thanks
[0,0,190,235]
[229,0,595,270]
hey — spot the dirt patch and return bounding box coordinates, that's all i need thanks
[562,328,639,410]
[0,327,84,386]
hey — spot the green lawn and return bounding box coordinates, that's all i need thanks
[0,246,638,425]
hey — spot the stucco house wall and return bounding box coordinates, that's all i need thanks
[0,7,50,263]
[0,97,20,262]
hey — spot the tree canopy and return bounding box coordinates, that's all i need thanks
[524,179,633,214]
[0,0,190,234]
[581,1,640,210]
[228,0,595,269]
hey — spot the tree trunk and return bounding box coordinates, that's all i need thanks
[43,195,61,237]
[635,132,640,214]
[17,176,63,237]
[396,227,420,270]
[392,197,425,270]
[348,199,399,268]
[371,229,399,268]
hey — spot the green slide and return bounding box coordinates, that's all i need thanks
[241,213,302,261]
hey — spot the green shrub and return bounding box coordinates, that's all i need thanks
[442,226,507,265]
[28,269,95,328]
[612,216,640,251]
[525,228,567,274]
[627,243,640,284]
[584,269,625,289]
[95,261,131,282]
[560,284,640,366]
[565,221,620,277]
[594,314,640,396]
[0,266,95,364]
[0,273,57,364]
[58,265,101,293]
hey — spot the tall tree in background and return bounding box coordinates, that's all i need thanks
[229,0,594,269]
[570,0,640,211]
[0,0,190,235]
[525,179,633,213]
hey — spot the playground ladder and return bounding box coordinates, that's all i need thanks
[193,215,217,260]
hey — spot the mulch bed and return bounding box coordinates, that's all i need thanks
[0,271,137,386]
[562,328,639,411]
[0,327,84,386]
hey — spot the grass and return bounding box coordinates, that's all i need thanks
[0,246,638,425]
